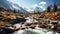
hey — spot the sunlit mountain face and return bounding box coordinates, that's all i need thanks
[0,0,60,13]
[0,0,12,9]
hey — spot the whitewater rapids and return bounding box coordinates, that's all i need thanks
[12,28,60,34]
[12,16,60,34]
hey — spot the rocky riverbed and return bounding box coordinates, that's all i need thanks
[0,16,60,34]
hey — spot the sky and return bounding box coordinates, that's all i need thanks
[7,0,60,11]
[7,0,54,8]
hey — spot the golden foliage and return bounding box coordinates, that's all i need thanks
[0,21,11,26]
[0,21,5,26]
[45,12,56,19]
[44,12,60,20]
[1,11,17,20]
[32,14,41,17]
[55,15,60,19]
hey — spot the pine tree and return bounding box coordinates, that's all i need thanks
[18,10,20,13]
[13,9,16,13]
[38,10,40,14]
[0,6,5,11]
[53,1,57,12]
[47,6,50,12]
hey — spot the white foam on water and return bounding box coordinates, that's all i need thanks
[13,24,21,29]
[31,29,45,34]
[12,28,60,34]
[25,17,38,24]
[45,31,53,34]
[12,30,25,34]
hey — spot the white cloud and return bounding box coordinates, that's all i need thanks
[39,6,46,11]
[32,1,46,11]
[26,2,47,13]
[39,1,46,5]
[33,4,38,8]
[39,1,46,11]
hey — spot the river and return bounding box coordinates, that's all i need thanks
[12,28,60,34]
[12,16,60,34]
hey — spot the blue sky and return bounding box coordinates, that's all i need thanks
[7,0,54,8]
[7,0,60,11]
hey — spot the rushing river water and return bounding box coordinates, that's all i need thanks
[12,28,60,34]
[11,17,60,34]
